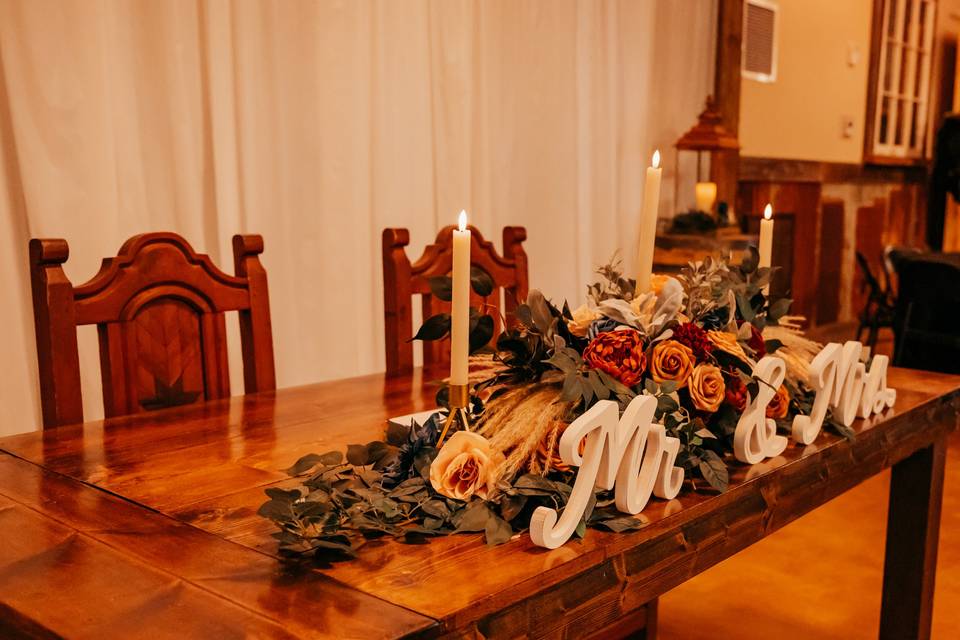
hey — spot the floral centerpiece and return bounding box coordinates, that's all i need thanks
[259,250,846,560]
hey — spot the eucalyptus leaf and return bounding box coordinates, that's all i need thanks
[698,449,729,492]
[470,265,495,297]
[499,494,528,521]
[428,275,453,302]
[455,501,492,532]
[469,315,495,353]
[594,515,648,533]
[768,298,792,321]
[484,512,513,545]
[346,443,370,466]
[411,313,451,342]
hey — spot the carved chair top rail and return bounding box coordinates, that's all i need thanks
[37,233,259,325]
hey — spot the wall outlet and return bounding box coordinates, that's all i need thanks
[841,116,855,138]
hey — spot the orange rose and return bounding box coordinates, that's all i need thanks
[536,426,586,473]
[707,330,748,362]
[766,384,790,419]
[583,329,647,387]
[650,340,695,389]
[688,364,726,412]
[429,431,505,501]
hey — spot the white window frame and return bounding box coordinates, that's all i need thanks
[741,0,780,84]
[869,0,937,161]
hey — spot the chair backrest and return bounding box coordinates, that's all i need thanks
[382,225,528,376]
[29,232,275,428]
[893,254,960,373]
[855,251,886,302]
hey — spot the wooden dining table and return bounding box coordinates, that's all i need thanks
[0,365,958,639]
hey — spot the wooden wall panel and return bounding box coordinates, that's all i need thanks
[853,200,887,321]
[739,181,822,322]
[817,199,845,325]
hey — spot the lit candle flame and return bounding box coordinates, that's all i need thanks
[458,210,468,231]
[763,203,772,220]
[652,149,661,169]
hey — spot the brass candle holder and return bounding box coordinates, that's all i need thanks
[436,383,471,447]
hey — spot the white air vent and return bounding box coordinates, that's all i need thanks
[743,0,778,83]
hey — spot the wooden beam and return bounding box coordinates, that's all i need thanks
[711,0,743,217]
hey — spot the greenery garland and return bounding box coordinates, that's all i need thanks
[259,249,850,562]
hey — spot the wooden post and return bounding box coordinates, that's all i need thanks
[233,234,276,393]
[879,438,947,640]
[29,238,83,428]
[711,0,743,217]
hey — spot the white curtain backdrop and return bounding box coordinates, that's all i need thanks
[0,0,716,436]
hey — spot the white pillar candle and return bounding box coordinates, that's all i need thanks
[758,203,774,269]
[695,181,717,213]
[450,210,471,385]
[635,150,663,295]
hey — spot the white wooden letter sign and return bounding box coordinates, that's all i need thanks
[529,395,684,549]
[527,340,896,549]
[733,356,789,464]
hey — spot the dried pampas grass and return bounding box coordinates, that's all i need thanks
[763,315,822,385]
[476,383,570,480]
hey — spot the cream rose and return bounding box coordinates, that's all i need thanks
[688,364,726,412]
[429,431,505,501]
[650,339,695,388]
[567,304,599,337]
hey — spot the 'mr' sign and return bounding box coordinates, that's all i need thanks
[528,340,896,549]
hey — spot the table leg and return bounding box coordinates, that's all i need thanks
[879,438,946,640]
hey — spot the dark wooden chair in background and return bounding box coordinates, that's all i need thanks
[382,225,528,377]
[29,232,275,428]
[893,253,960,374]
[854,250,896,353]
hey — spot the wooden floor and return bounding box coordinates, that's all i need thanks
[661,326,960,639]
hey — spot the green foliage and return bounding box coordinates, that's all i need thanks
[586,253,637,304]
[412,265,499,354]
[259,446,651,562]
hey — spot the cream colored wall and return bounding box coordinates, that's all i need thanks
[740,0,874,163]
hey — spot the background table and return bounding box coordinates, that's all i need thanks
[0,366,958,639]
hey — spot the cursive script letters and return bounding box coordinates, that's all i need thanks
[858,353,897,418]
[529,395,684,549]
[792,341,895,445]
[733,356,789,464]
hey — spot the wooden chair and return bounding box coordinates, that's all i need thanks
[382,225,528,376]
[893,253,960,374]
[854,250,896,353]
[29,232,275,428]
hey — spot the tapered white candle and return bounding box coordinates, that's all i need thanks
[758,203,774,269]
[695,181,717,213]
[450,210,471,386]
[635,150,663,294]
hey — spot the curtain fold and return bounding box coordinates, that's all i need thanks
[0,0,716,435]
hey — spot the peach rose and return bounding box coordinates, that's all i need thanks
[766,384,790,419]
[650,274,671,296]
[707,330,748,362]
[567,304,599,337]
[688,364,726,412]
[429,431,505,501]
[650,339,695,388]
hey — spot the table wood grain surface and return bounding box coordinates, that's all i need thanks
[1,366,958,639]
